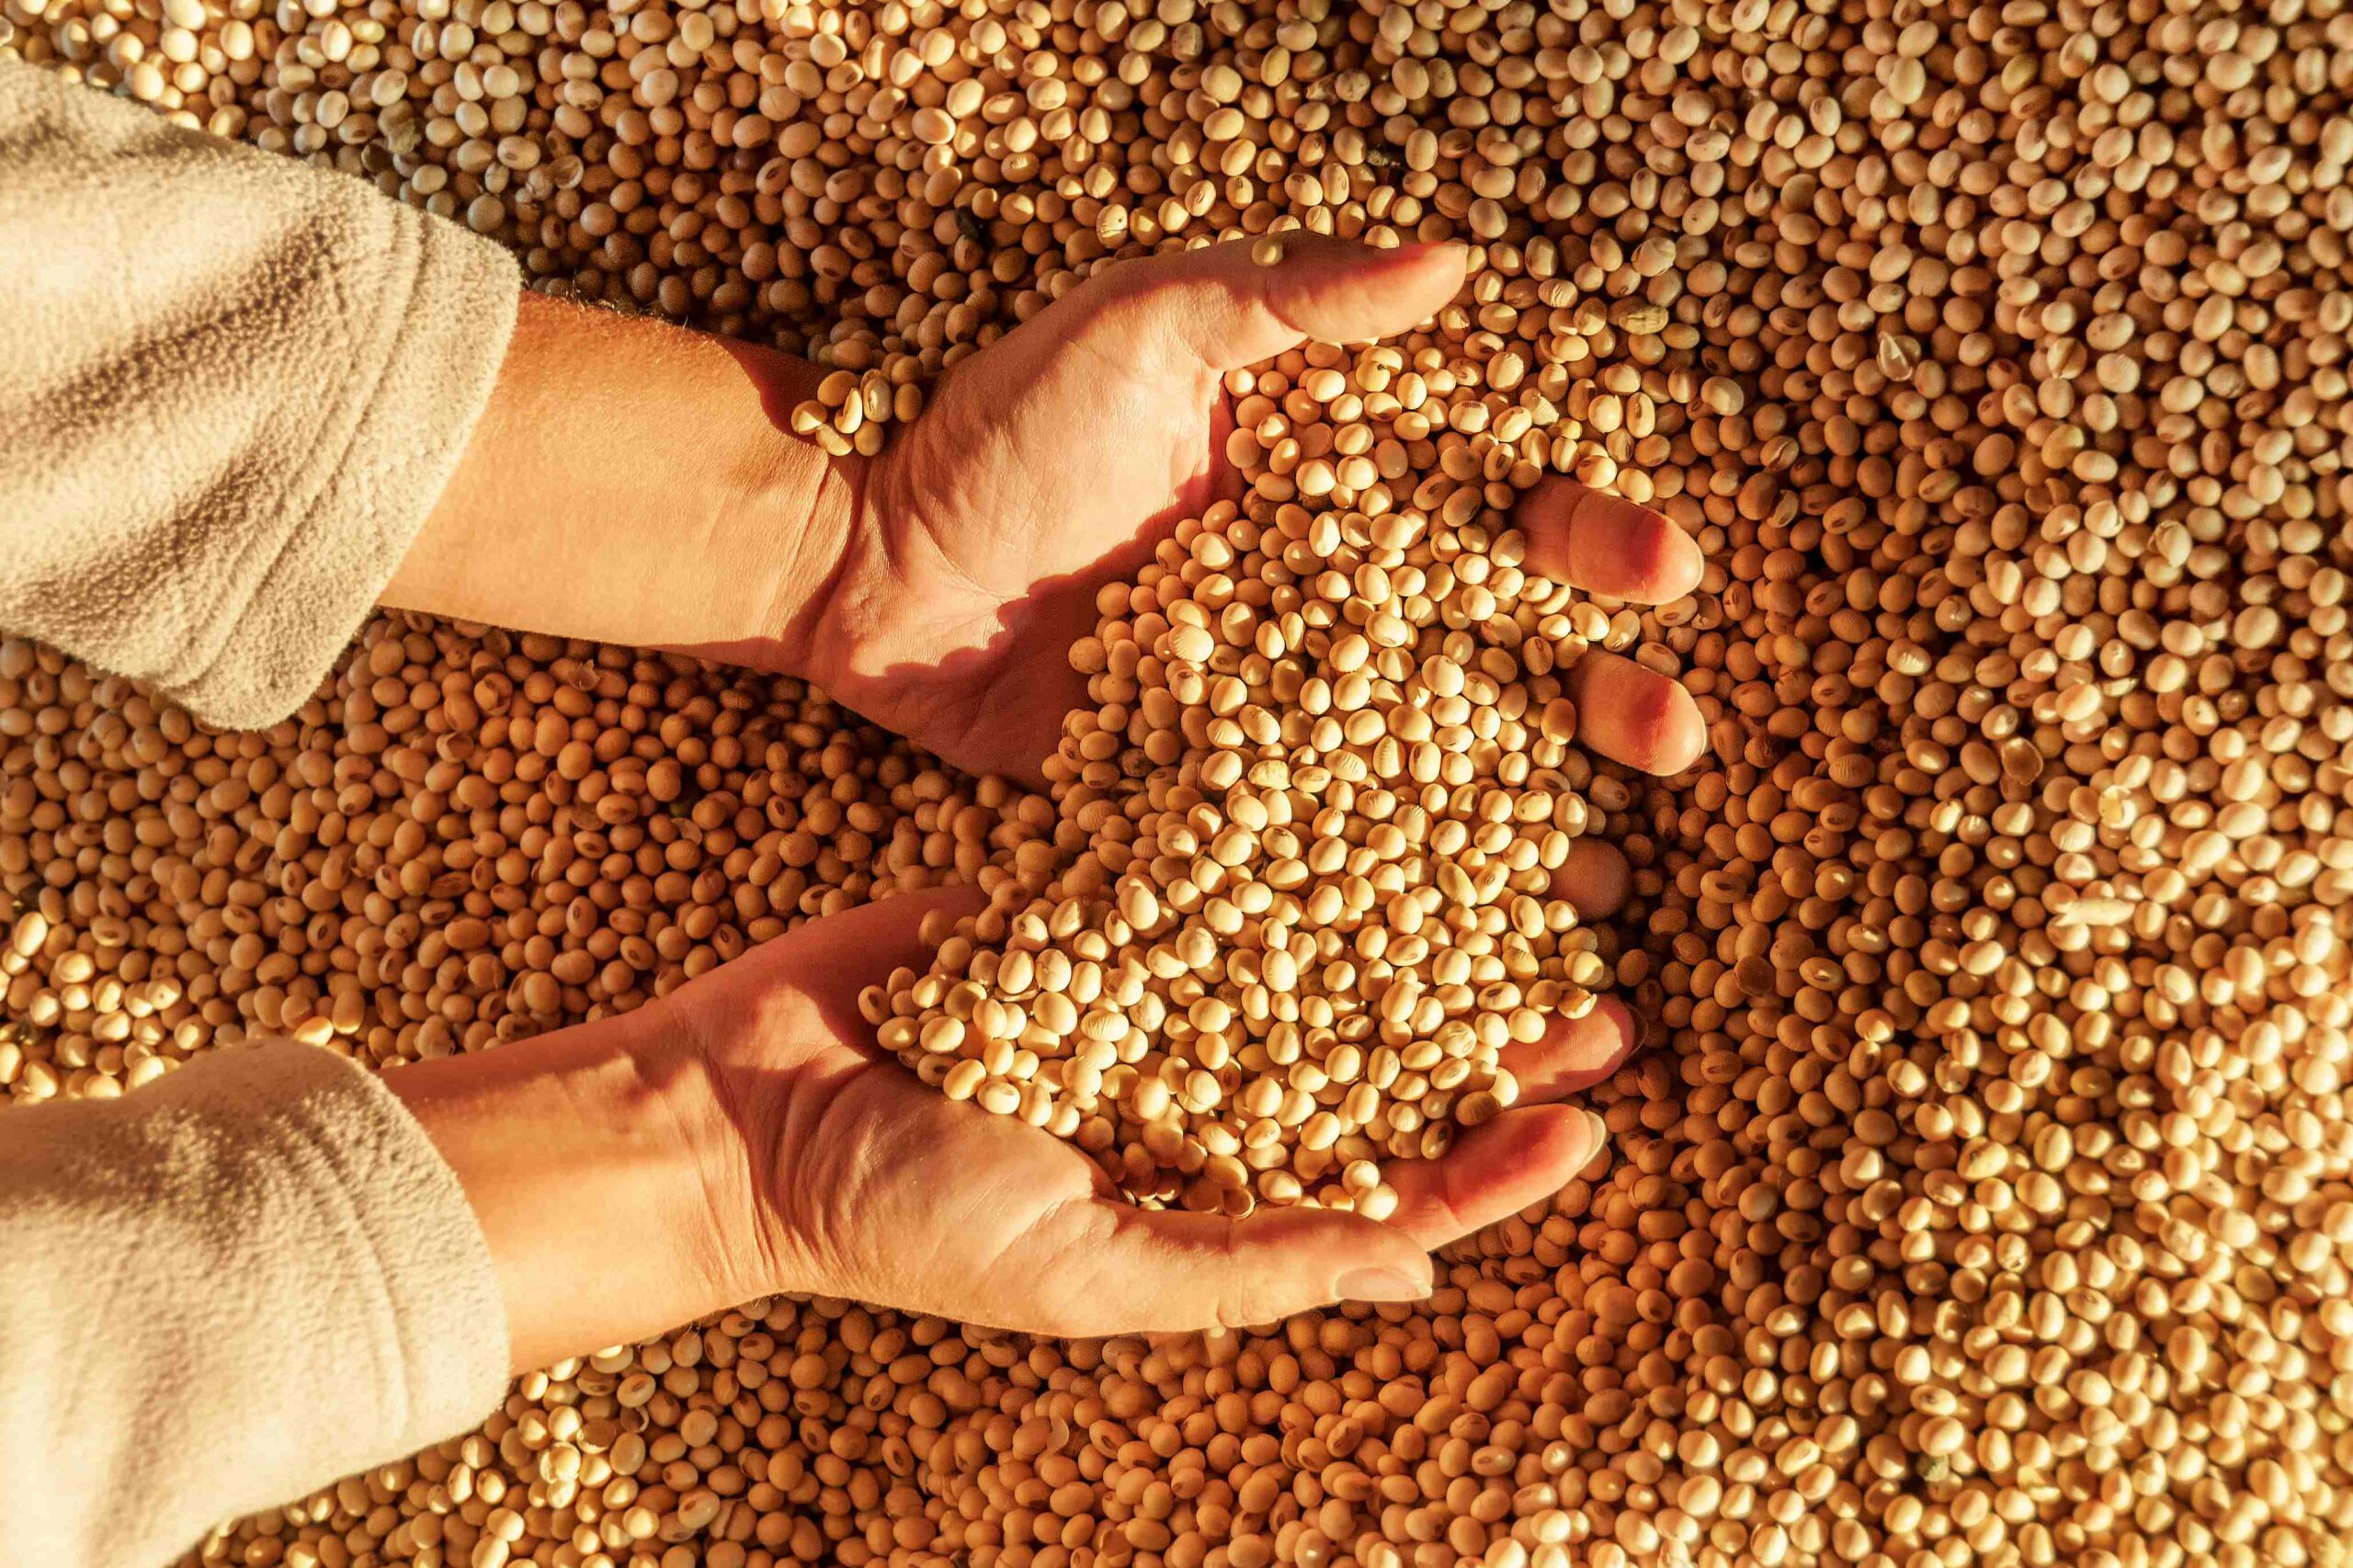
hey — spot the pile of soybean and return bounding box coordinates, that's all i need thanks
[5,0,2352,1566]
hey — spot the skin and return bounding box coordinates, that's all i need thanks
[393,844,1648,1369]
[383,235,1708,1371]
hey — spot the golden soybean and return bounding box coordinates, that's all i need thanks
[4,0,2352,1565]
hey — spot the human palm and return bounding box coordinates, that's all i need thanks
[824,293,1224,779]
[664,858,1645,1336]
[667,234,1715,1335]
[806,233,1708,783]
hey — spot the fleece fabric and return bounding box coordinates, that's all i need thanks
[0,58,519,728]
[0,62,524,1568]
[0,1042,511,1568]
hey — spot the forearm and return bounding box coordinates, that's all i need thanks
[384,291,858,676]
[387,1002,756,1372]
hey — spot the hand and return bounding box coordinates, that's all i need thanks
[648,837,1644,1340]
[395,810,1643,1359]
[387,251,1704,791]
[801,233,1709,783]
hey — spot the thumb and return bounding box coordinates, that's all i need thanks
[1086,233,1471,372]
[1039,1196,1436,1335]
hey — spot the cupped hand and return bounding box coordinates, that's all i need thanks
[800,233,1707,784]
[654,839,1643,1338]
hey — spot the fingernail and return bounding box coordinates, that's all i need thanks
[1336,1265,1433,1303]
[1578,1109,1612,1168]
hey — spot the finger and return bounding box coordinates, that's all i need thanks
[734,883,989,1051]
[1093,233,1470,372]
[1552,837,1631,920]
[1497,995,1641,1105]
[783,883,988,977]
[1039,1196,1438,1335]
[1566,650,1706,774]
[1518,475,1704,603]
[1381,1105,1608,1252]
[1204,391,1249,508]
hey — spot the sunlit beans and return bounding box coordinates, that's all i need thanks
[9,0,2353,1564]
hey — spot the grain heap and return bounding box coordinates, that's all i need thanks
[0,625,1047,1091]
[6,1,2353,1568]
[867,347,1612,1217]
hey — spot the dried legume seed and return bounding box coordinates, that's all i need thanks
[7,1,2353,1566]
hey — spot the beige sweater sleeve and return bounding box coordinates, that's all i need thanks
[0,1041,510,1568]
[0,60,520,730]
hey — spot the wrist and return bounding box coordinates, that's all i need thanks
[715,344,869,684]
[389,1014,758,1370]
[391,296,869,683]
[610,998,784,1315]
[752,437,867,687]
